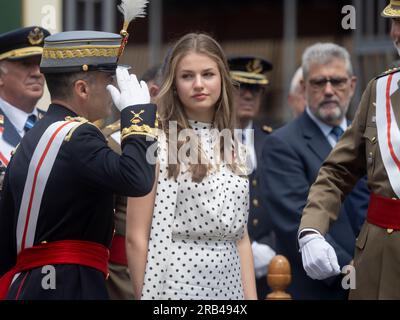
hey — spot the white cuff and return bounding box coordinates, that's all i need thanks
[298,228,321,241]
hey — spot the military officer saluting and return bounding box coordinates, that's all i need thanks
[299,0,400,299]
[0,4,157,298]
[228,56,276,299]
[0,26,50,167]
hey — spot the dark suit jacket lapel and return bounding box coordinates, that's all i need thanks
[0,107,22,147]
[300,112,332,162]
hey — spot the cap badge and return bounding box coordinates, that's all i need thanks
[246,59,263,74]
[131,110,145,124]
[28,27,44,45]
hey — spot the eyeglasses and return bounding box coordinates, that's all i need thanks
[308,77,350,91]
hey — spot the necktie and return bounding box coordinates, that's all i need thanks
[331,126,344,142]
[24,114,37,133]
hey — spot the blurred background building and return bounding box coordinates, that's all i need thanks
[0,0,397,125]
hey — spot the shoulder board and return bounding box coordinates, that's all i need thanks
[102,120,121,137]
[64,116,98,142]
[262,125,273,133]
[376,66,400,80]
[65,116,90,123]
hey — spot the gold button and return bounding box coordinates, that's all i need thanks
[41,241,47,244]
[252,179,257,187]
[253,219,259,227]
[371,137,376,143]
[387,228,394,234]
[252,199,259,207]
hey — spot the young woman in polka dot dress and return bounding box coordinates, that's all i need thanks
[126,33,257,300]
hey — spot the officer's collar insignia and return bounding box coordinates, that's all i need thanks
[246,59,263,74]
[131,110,145,124]
[28,27,44,46]
[0,115,4,126]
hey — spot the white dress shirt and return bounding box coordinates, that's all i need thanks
[306,107,347,148]
[0,97,38,164]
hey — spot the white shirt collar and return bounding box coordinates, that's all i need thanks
[244,120,253,131]
[0,97,38,136]
[306,106,347,139]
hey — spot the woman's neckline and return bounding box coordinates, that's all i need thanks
[188,119,213,130]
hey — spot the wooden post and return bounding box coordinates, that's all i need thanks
[266,255,292,300]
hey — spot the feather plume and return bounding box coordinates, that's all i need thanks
[117,0,148,59]
[118,0,149,26]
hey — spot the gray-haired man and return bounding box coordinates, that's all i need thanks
[260,42,370,299]
[299,0,400,300]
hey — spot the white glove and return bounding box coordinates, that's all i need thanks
[251,241,276,278]
[299,233,341,280]
[106,66,150,111]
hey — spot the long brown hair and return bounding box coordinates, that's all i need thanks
[156,33,241,182]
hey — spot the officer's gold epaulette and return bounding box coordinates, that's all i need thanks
[376,66,400,79]
[262,125,273,133]
[101,120,121,137]
[64,116,97,142]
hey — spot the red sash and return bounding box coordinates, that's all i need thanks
[0,240,109,299]
[109,235,127,266]
[367,193,400,230]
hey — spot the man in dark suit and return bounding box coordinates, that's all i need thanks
[0,31,157,300]
[228,56,276,299]
[260,43,370,299]
[0,26,50,168]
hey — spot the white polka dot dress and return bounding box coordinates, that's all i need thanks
[141,121,249,300]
